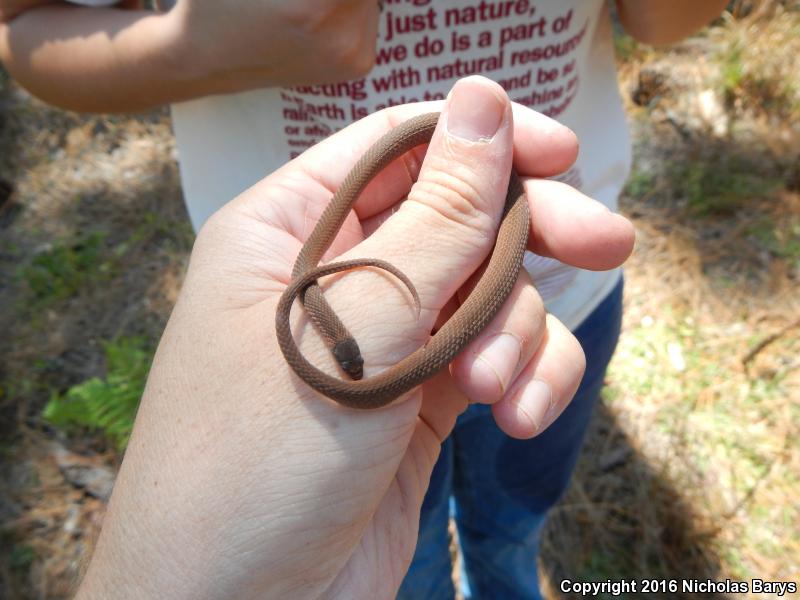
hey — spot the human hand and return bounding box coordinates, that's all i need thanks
[76,77,634,599]
[167,0,380,91]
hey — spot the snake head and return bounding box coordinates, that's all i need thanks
[332,339,364,380]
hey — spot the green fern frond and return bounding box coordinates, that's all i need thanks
[43,337,153,450]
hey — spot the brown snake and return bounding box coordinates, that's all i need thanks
[275,111,530,409]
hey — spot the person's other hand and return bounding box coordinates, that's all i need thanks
[76,76,634,599]
[0,0,379,110]
[168,0,380,90]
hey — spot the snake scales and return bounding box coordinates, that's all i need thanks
[275,111,530,409]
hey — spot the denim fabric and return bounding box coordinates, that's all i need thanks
[398,278,624,600]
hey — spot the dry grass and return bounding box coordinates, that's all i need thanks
[1,2,799,599]
[539,2,800,597]
[0,74,190,598]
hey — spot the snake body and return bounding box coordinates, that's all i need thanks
[275,112,530,409]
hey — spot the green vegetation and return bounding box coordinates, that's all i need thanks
[613,33,642,63]
[717,16,800,119]
[579,549,634,590]
[15,214,191,315]
[747,215,800,267]
[8,544,36,571]
[623,168,655,199]
[43,337,153,450]
[118,210,194,255]
[670,158,780,215]
[17,232,115,308]
[720,39,745,105]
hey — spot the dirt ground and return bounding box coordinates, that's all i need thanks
[1,2,799,599]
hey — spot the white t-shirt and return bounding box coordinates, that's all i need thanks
[72,0,631,330]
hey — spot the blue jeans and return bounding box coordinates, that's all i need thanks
[398,278,624,600]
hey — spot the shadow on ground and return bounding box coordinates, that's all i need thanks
[539,399,730,600]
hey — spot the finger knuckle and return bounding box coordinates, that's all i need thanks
[331,36,376,78]
[278,1,346,34]
[281,1,375,76]
[518,283,545,323]
[408,164,494,235]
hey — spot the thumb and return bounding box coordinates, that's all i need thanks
[294,76,517,380]
[348,76,515,322]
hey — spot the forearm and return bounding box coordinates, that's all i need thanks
[615,0,728,46]
[0,0,379,113]
[0,5,222,113]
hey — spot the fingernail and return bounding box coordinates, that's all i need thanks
[476,333,521,395]
[511,379,553,435]
[445,78,505,142]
